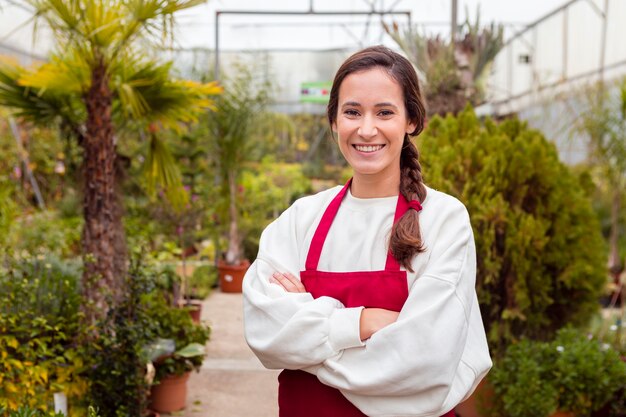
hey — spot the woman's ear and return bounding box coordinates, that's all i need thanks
[406,120,417,134]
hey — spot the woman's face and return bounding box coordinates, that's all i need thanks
[332,67,415,182]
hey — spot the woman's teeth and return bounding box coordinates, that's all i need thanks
[354,145,384,152]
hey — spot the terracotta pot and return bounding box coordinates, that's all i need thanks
[178,299,203,323]
[218,259,250,293]
[454,377,494,417]
[149,372,190,413]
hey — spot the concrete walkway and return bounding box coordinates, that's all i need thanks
[182,290,280,417]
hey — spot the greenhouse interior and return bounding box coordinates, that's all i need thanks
[0,0,625,417]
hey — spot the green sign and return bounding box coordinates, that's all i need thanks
[300,81,332,103]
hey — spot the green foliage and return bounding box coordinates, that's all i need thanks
[0,406,66,417]
[0,404,101,417]
[86,256,209,416]
[186,264,218,299]
[206,61,273,264]
[491,339,558,417]
[6,211,82,257]
[143,292,210,380]
[420,107,606,354]
[490,328,626,417]
[86,258,161,417]
[0,252,88,412]
[239,159,312,260]
[0,183,18,247]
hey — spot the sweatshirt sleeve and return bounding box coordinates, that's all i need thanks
[315,200,488,416]
[242,199,365,370]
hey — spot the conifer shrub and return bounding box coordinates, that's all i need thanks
[419,107,606,355]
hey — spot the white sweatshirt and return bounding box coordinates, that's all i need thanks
[242,185,492,417]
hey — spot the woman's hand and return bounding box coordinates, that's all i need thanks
[359,308,399,341]
[270,271,306,293]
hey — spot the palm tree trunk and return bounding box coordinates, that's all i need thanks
[225,169,241,265]
[81,60,125,323]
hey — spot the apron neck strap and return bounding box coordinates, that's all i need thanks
[305,178,408,272]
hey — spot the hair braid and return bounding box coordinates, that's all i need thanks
[389,135,427,272]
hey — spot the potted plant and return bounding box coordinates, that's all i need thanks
[145,339,206,413]
[143,293,210,413]
[207,63,271,292]
[489,327,626,417]
[180,263,218,323]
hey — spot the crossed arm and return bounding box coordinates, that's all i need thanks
[270,271,399,342]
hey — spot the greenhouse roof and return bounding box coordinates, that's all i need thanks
[1,0,568,60]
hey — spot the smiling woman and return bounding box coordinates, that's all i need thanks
[332,67,416,198]
[242,45,492,417]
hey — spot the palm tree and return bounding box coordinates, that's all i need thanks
[207,64,270,266]
[0,0,220,323]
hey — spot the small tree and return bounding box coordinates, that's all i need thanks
[419,107,606,355]
[207,64,271,265]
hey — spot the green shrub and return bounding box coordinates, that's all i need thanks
[490,328,626,417]
[143,291,210,381]
[86,258,159,417]
[420,107,606,354]
[0,253,87,413]
[86,256,209,417]
[6,211,82,257]
[239,160,311,260]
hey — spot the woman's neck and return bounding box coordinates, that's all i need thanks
[350,171,400,198]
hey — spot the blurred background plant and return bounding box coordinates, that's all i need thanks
[0,251,88,413]
[385,7,504,116]
[420,107,606,355]
[490,327,626,417]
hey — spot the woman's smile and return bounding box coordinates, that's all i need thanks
[353,144,386,153]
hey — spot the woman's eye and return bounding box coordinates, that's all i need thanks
[344,109,360,116]
[378,110,394,117]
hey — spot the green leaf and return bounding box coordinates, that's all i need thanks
[175,342,205,358]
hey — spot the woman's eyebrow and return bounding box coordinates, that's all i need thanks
[341,101,399,109]
[374,102,399,110]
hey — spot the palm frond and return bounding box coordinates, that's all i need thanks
[0,57,84,126]
[143,131,189,210]
[17,51,89,94]
[110,56,221,130]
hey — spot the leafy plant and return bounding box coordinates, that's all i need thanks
[490,328,626,417]
[239,159,311,260]
[86,255,163,417]
[185,264,218,300]
[0,252,88,413]
[143,292,210,381]
[0,406,66,417]
[420,107,606,355]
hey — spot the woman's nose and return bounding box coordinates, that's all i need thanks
[357,115,378,138]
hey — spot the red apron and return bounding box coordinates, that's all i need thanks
[278,180,455,417]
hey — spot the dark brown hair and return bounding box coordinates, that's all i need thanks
[327,45,427,272]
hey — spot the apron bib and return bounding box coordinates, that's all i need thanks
[278,180,455,417]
